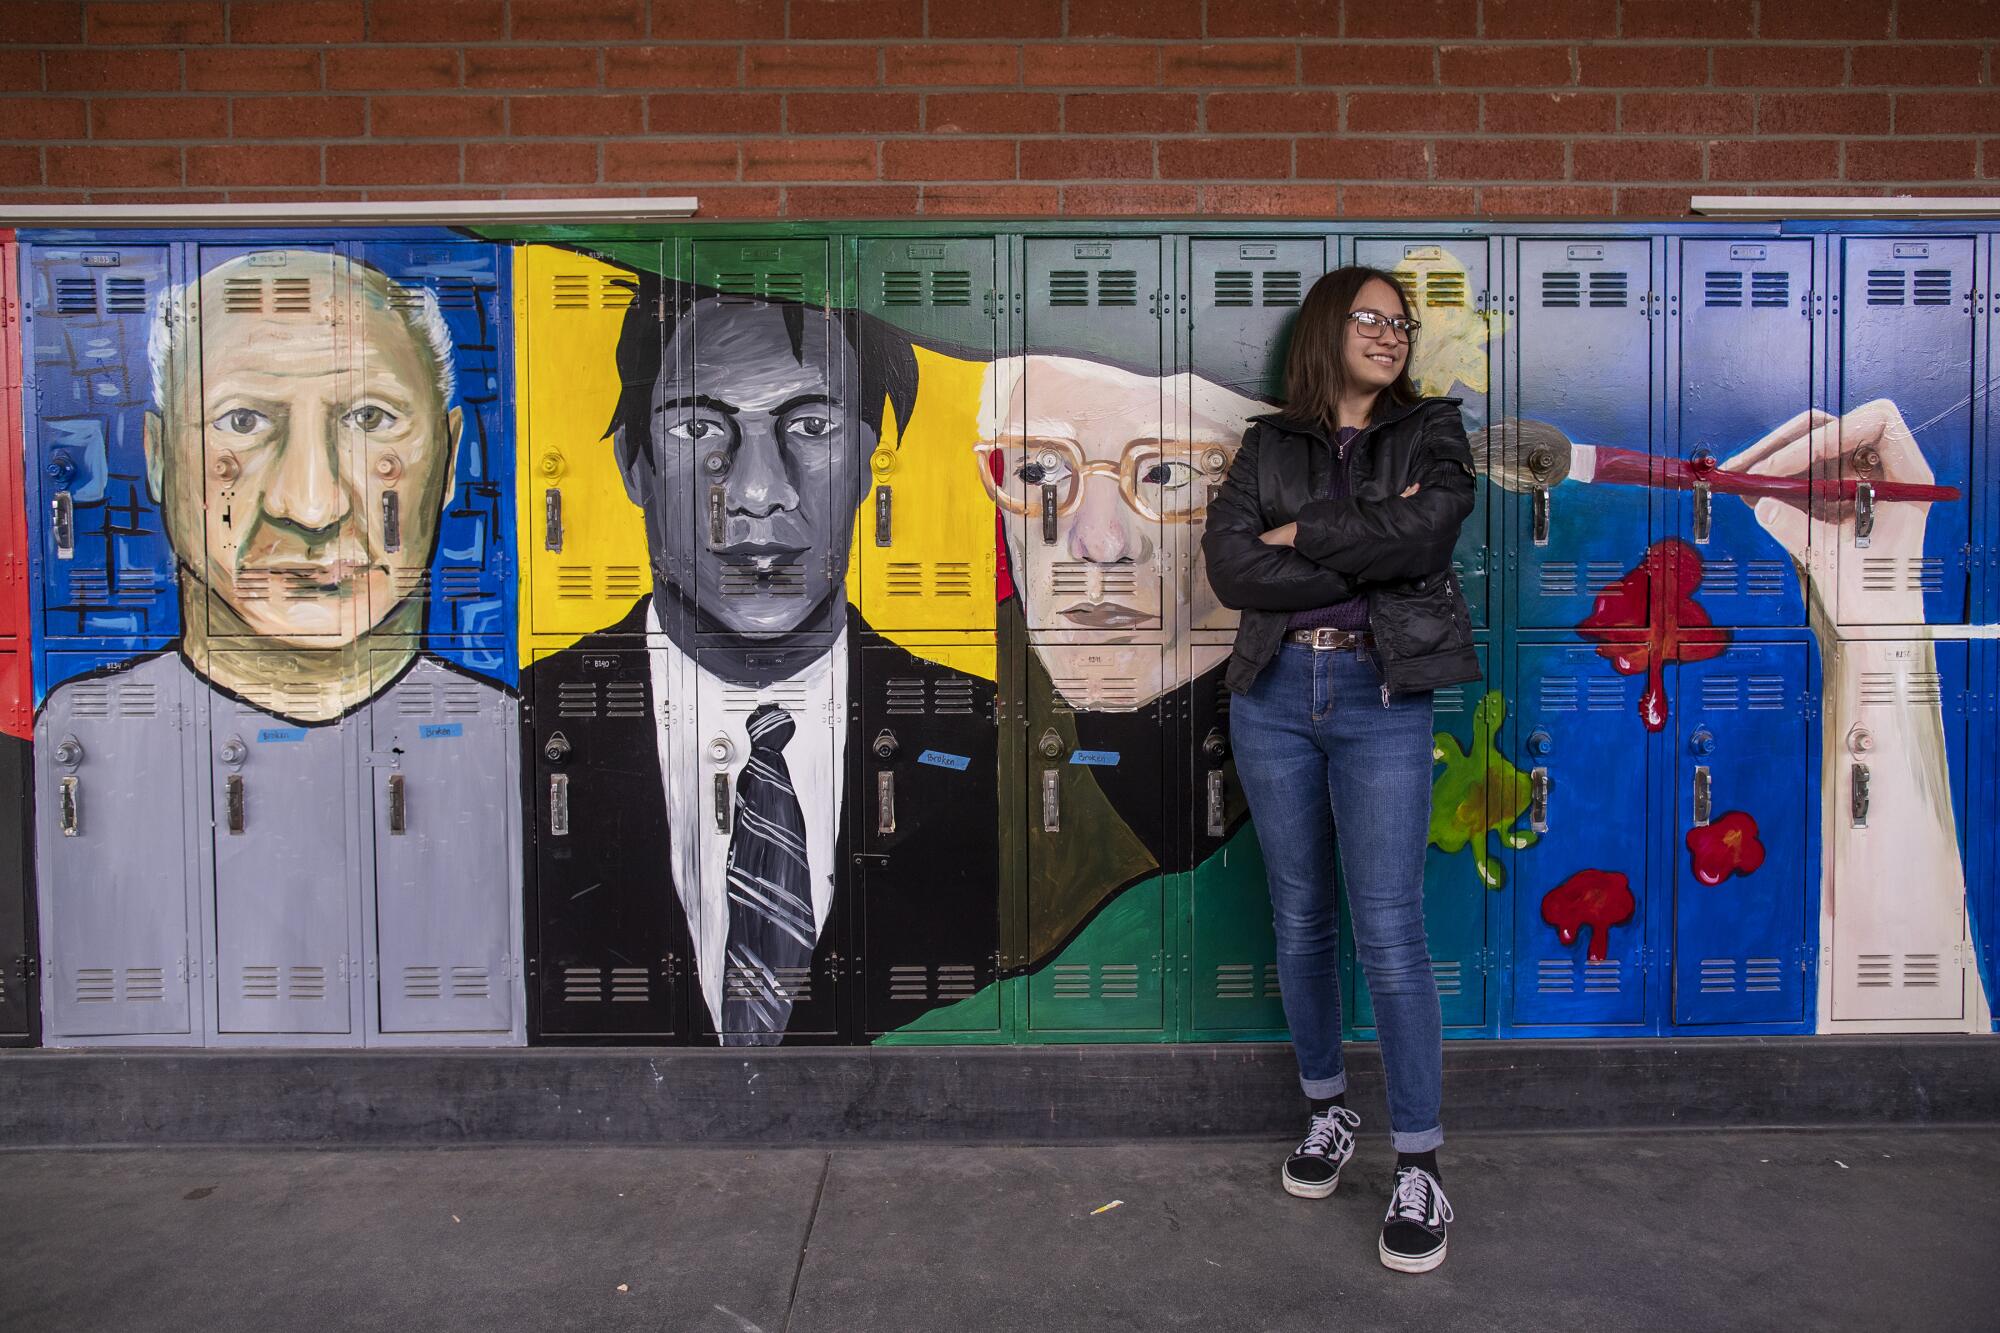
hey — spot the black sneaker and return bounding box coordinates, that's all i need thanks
[1280,1105,1360,1199]
[1379,1165,1453,1273]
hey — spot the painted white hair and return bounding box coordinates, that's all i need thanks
[147,254,457,414]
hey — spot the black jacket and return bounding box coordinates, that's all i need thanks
[1202,395,1483,696]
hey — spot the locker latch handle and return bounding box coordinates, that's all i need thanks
[387,773,407,835]
[1529,765,1549,833]
[1205,769,1226,838]
[52,491,74,560]
[543,487,563,552]
[876,769,896,835]
[1853,480,1875,549]
[226,774,246,835]
[874,484,892,547]
[58,775,79,838]
[382,491,402,554]
[707,485,727,546]
[549,773,570,837]
[713,772,731,834]
[1041,482,1060,545]
[1850,762,1870,827]
[1041,768,1061,833]
[1692,764,1711,827]
[1531,487,1550,547]
[1691,452,1714,545]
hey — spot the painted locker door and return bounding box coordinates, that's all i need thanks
[853,643,1003,1038]
[1670,643,1811,1027]
[1347,647,1498,1033]
[1,234,31,1041]
[0,704,27,1040]
[350,240,513,647]
[685,238,836,641]
[1185,237,1325,636]
[522,243,654,637]
[694,649,849,1043]
[1837,238,1977,628]
[1357,236,1496,630]
[1514,239,1657,632]
[528,646,684,1039]
[1017,237,1167,638]
[193,244,365,648]
[21,242,177,648]
[36,651,194,1038]
[1828,639,1972,1024]
[1509,642,1651,1029]
[1674,240,1813,628]
[1024,646,1171,1036]
[1187,667,1283,1034]
[368,656,515,1038]
[855,236,1000,633]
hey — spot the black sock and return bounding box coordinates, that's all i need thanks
[1396,1150,1441,1181]
[1308,1092,1346,1114]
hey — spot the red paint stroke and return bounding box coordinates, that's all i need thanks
[1574,538,1728,732]
[1686,810,1765,886]
[1541,869,1636,964]
[995,510,1015,604]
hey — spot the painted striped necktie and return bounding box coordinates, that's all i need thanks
[720,703,817,1045]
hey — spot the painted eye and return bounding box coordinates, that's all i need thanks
[1018,457,1072,485]
[1140,460,1195,489]
[345,405,399,433]
[788,415,833,439]
[212,408,269,436]
[665,419,726,441]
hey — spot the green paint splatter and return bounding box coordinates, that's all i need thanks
[1429,690,1536,889]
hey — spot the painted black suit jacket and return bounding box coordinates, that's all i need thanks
[523,597,1000,1045]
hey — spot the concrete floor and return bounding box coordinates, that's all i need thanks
[2,1129,1995,1332]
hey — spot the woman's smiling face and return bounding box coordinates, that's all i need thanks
[1343,276,1413,394]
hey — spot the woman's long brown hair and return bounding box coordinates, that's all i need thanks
[1282,265,1420,431]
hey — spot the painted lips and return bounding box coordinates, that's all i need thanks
[1059,602,1158,629]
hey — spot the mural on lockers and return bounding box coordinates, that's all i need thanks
[10,222,1994,1048]
[21,232,521,1046]
[1,226,34,1043]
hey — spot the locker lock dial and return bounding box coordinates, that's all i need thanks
[542,732,571,764]
[1526,728,1552,757]
[53,735,83,769]
[374,453,403,481]
[1689,727,1715,756]
[46,451,78,485]
[1847,726,1874,756]
[210,452,241,482]
[703,452,729,476]
[1201,728,1227,761]
[219,737,248,768]
[708,737,735,766]
[1038,729,1064,759]
[871,729,899,761]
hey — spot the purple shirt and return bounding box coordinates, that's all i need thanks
[1286,426,1370,633]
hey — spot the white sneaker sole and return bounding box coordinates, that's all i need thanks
[1378,1233,1447,1274]
[1281,1168,1340,1199]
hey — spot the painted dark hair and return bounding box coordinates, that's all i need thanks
[1281,265,1419,431]
[604,268,921,467]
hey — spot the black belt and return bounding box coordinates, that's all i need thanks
[1284,627,1374,651]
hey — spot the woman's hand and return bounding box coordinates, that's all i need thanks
[1258,522,1298,547]
[1402,482,1420,497]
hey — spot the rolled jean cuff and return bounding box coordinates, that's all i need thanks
[1391,1125,1445,1153]
[1299,1072,1348,1099]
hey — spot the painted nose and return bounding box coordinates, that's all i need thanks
[727,419,800,519]
[261,421,349,536]
[1065,481,1152,564]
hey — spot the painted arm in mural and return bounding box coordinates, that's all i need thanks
[1723,402,1966,991]
[1201,425,1364,612]
[1289,400,1478,582]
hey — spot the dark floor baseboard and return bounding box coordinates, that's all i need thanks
[2,1037,1995,1147]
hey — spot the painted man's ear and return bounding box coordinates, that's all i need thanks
[611,422,648,509]
[142,410,165,503]
[441,406,463,509]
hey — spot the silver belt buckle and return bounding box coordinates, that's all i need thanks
[1312,628,1344,650]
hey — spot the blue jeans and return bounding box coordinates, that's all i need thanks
[1229,642,1445,1153]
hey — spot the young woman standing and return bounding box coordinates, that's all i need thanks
[1201,266,1482,1274]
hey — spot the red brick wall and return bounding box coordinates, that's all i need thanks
[0,0,1993,217]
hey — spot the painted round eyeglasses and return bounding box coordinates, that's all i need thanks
[973,437,1234,522]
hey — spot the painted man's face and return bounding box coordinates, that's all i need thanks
[982,355,1259,707]
[146,252,461,646]
[625,298,873,636]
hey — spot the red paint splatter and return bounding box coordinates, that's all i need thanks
[1541,869,1636,964]
[1575,538,1728,732]
[1686,810,1765,886]
[995,511,1015,604]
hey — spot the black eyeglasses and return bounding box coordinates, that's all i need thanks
[1348,310,1421,341]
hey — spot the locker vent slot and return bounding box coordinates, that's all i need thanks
[604,681,647,718]
[887,964,977,1001]
[715,271,807,303]
[1212,271,1254,307]
[606,567,642,598]
[1540,676,1580,711]
[1704,270,1790,308]
[1865,270,1905,306]
[443,684,484,715]
[1049,269,1139,308]
[932,679,975,714]
[404,965,443,999]
[1538,676,1625,712]
[720,563,805,596]
[70,680,162,720]
[1860,555,1945,593]
[884,678,927,715]
[239,965,327,1001]
[237,680,335,715]
[1903,953,1940,987]
[1745,958,1783,992]
[389,278,479,312]
[1261,270,1304,305]
[884,561,974,598]
[609,968,648,1001]
[1858,670,1943,707]
[550,273,636,310]
[1704,271,1744,307]
[880,674,974,717]
[1912,270,1952,305]
[391,569,431,601]
[1855,954,1892,987]
[1051,962,1139,1000]
[1590,272,1628,307]
[1586,561,1624,591]
[1540,271,1581,308]
[1588,679,1623,710]
[1435,684,1466,714]
[54,277,100,315]
[879,269,972,307]
[1537,959,1622,993]
[1395,268,1468,309]
[1751,271,1789,307]
[1433,959,1463,997]
[1049,676,1139,712]
[724,682,808,713]
[221,277,312,314]
[1049,563,1137,597]
[557,682,599,717]
[1747,675,1785,709]
[1212,962,1280,1001]
[75,968,165,1003]
[726,965,812,1002]
[74,967,115,1002]
[69,684,111,719]
[452,966,490,999]
[561,965,650,1002]
[1049,270,1091,306]
[105,276,148,312]
[439,566,485,600]
[1211,270,1305,308]
[1537,563,1576,597]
